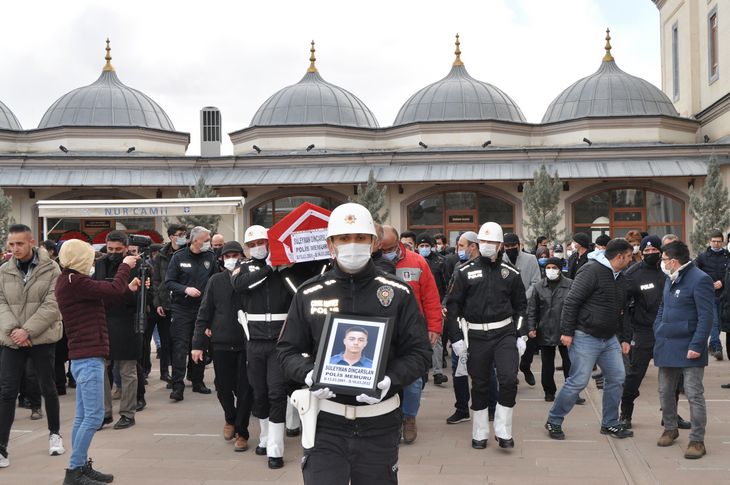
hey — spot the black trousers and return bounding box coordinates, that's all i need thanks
[20,359,41,408]
[246,340,286,423]
[540,345,571,395]
[519,337,539,373]
[302,411,400,485]
[170,306,205,393]
[213,349,253,438]
[142,311,171,376]
[450,351,470,414]
[621,345,653,412]
[467,326,519,410]
[54,334,69,391]
[0,344,60,453]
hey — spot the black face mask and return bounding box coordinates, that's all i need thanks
[643,252,661,267]
[214,247,222,259]
[107,253,122,264]
[506,248,519,264]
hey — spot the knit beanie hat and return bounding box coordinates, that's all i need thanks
[59,239,95,274]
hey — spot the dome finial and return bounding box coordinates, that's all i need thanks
[453,33,464,67]
[307,40,318,73]
[103,38,114,72]
[603,28,614,62]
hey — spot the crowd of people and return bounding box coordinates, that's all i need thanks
[0,205,723,484]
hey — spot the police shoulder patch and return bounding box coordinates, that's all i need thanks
[500,268,510,279]
[459,261,475,272]
[500,263,519,275]
[231,267,241,277]
[203,261,211,269]
[303,284,324,295]
[376,285,394,307]
[375,276,410,294]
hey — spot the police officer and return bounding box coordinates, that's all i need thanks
[231,225,297,469]
[445,222,527,450]
[277,203,431,484]
[165,226,218,401]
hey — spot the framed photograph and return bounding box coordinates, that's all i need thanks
[311,312,393,397]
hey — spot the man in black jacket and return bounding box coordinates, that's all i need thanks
[545,239,633,440]
[165,226,218,401]
[231,225,298,470]
[694,230,728,360]
[192,241,253,452]
[277,202,431,485]
[567,232,591,279]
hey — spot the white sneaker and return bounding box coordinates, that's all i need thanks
[0,454,8,468]
[49,434,65,456]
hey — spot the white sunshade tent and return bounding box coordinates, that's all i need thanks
[36,197,246,241]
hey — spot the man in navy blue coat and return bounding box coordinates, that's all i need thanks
[654,240,713,460]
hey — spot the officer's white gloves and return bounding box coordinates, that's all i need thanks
[305,369,336,400]
[516,336,527,357]
[451,340,466,357]
[355,376,391,405]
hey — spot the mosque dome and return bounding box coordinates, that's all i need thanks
[38,40,175,131]
[393,35,526,126]
[542,29,679,123]
[0,100,21,130]
[250,42,379,128]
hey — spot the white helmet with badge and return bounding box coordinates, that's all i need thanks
[478,222,504,243]
[326,203,377,238]
[244,225,268,243]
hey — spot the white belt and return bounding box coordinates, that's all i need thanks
[319,395,400,420]
[467,317,511,331]
[246,313,288,322]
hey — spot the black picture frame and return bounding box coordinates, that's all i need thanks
[311,312,393,397]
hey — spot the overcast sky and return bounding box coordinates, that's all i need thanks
[0,0,661,155]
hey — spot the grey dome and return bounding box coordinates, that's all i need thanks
[542,38,679,123]
[393,64,526,125]
[250,71,379,128]
[0,100,21,130]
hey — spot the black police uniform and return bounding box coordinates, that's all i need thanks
[619,259,665,422]
[231,258,297,427]
[445,256,527,418]
[164,247,218,395]
[277,261,431,485]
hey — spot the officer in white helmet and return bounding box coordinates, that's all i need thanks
[230,224,298,469]
[444,221,527,450]
[277,203,431,484]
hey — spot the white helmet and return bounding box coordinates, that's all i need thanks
[244,225,268,244]
[478,222,504,243]
[326,203,377,238]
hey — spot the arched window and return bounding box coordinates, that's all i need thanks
[573,188,685,240]
[251,194,342,227]
[407,191,515,245]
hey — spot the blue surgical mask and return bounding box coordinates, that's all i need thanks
[458,250,468,261]
[382,251,397,261]
[418,247,431,258]
[538,257,548,267]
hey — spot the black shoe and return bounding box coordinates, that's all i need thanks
[136,399,146,412]
[192,383,211,394]
[169,390,184,402]
[575,397,586,405]
[545,422,565,440]
[497,437,514,449]
[82,458,113,483]
[18,397,31,409]
[286,427,300,437]
[446,411,471,424]
[255,446,267,456]
[97,416,113,431]
[523,371,536,386]
[721,383,730,389]
[64,466,101,485]
[433,374,449,386]
[268,457,284,469]
[166,382,173,389]
[160,374,172,384]
[620,416,632,430]
[713,350,724,361]
[113,416,135,430]
[677,415,691,430]
[68,378,76,389]
[544,393,555,402]
[57,387,67,396]
[556,365,564,371]
[595,378,604,390]
[600,424,633,439]
[471,439,487,449]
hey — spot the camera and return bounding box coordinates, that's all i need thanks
[129,234,153,335]
[128,234,152,252]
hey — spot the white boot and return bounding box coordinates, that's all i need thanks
[258,418,269,449]
[472,409,490,441]
[286,400,301,431]
[494,404,515,448]
[268,421,285,458]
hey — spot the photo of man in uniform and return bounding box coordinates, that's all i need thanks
[329,326,373,368]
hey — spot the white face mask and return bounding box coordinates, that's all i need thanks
[479,242,498,259]
[660,260,680,282]
[223,258,238,271]
[201,242,211,252]
[632,245,640,254]
[88,266,95,277]
[335,243,372,273]
[436,244,444,252]
[571,242,578,252]
[545,268,560,280]
[566,250,574,258]
[554,252,564,259]
[250,245,268,260]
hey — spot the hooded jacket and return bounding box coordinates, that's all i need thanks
[394,242,443,334]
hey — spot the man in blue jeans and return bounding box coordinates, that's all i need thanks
[693,230,728,360]
[545,239,634,440]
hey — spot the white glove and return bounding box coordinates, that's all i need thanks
[305,370,336,399]
[305,369,314,387]
[516,336,527,357]
[355,376,391,405]
[451,340,466,356]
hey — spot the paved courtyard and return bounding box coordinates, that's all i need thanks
[4,353,730,485]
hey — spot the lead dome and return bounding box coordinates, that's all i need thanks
[0,100,21,130]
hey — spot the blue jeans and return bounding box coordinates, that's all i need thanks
[69,357,105,470]
[548,331,625,428]
[709,297,723,351]
[402,378,422,418]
